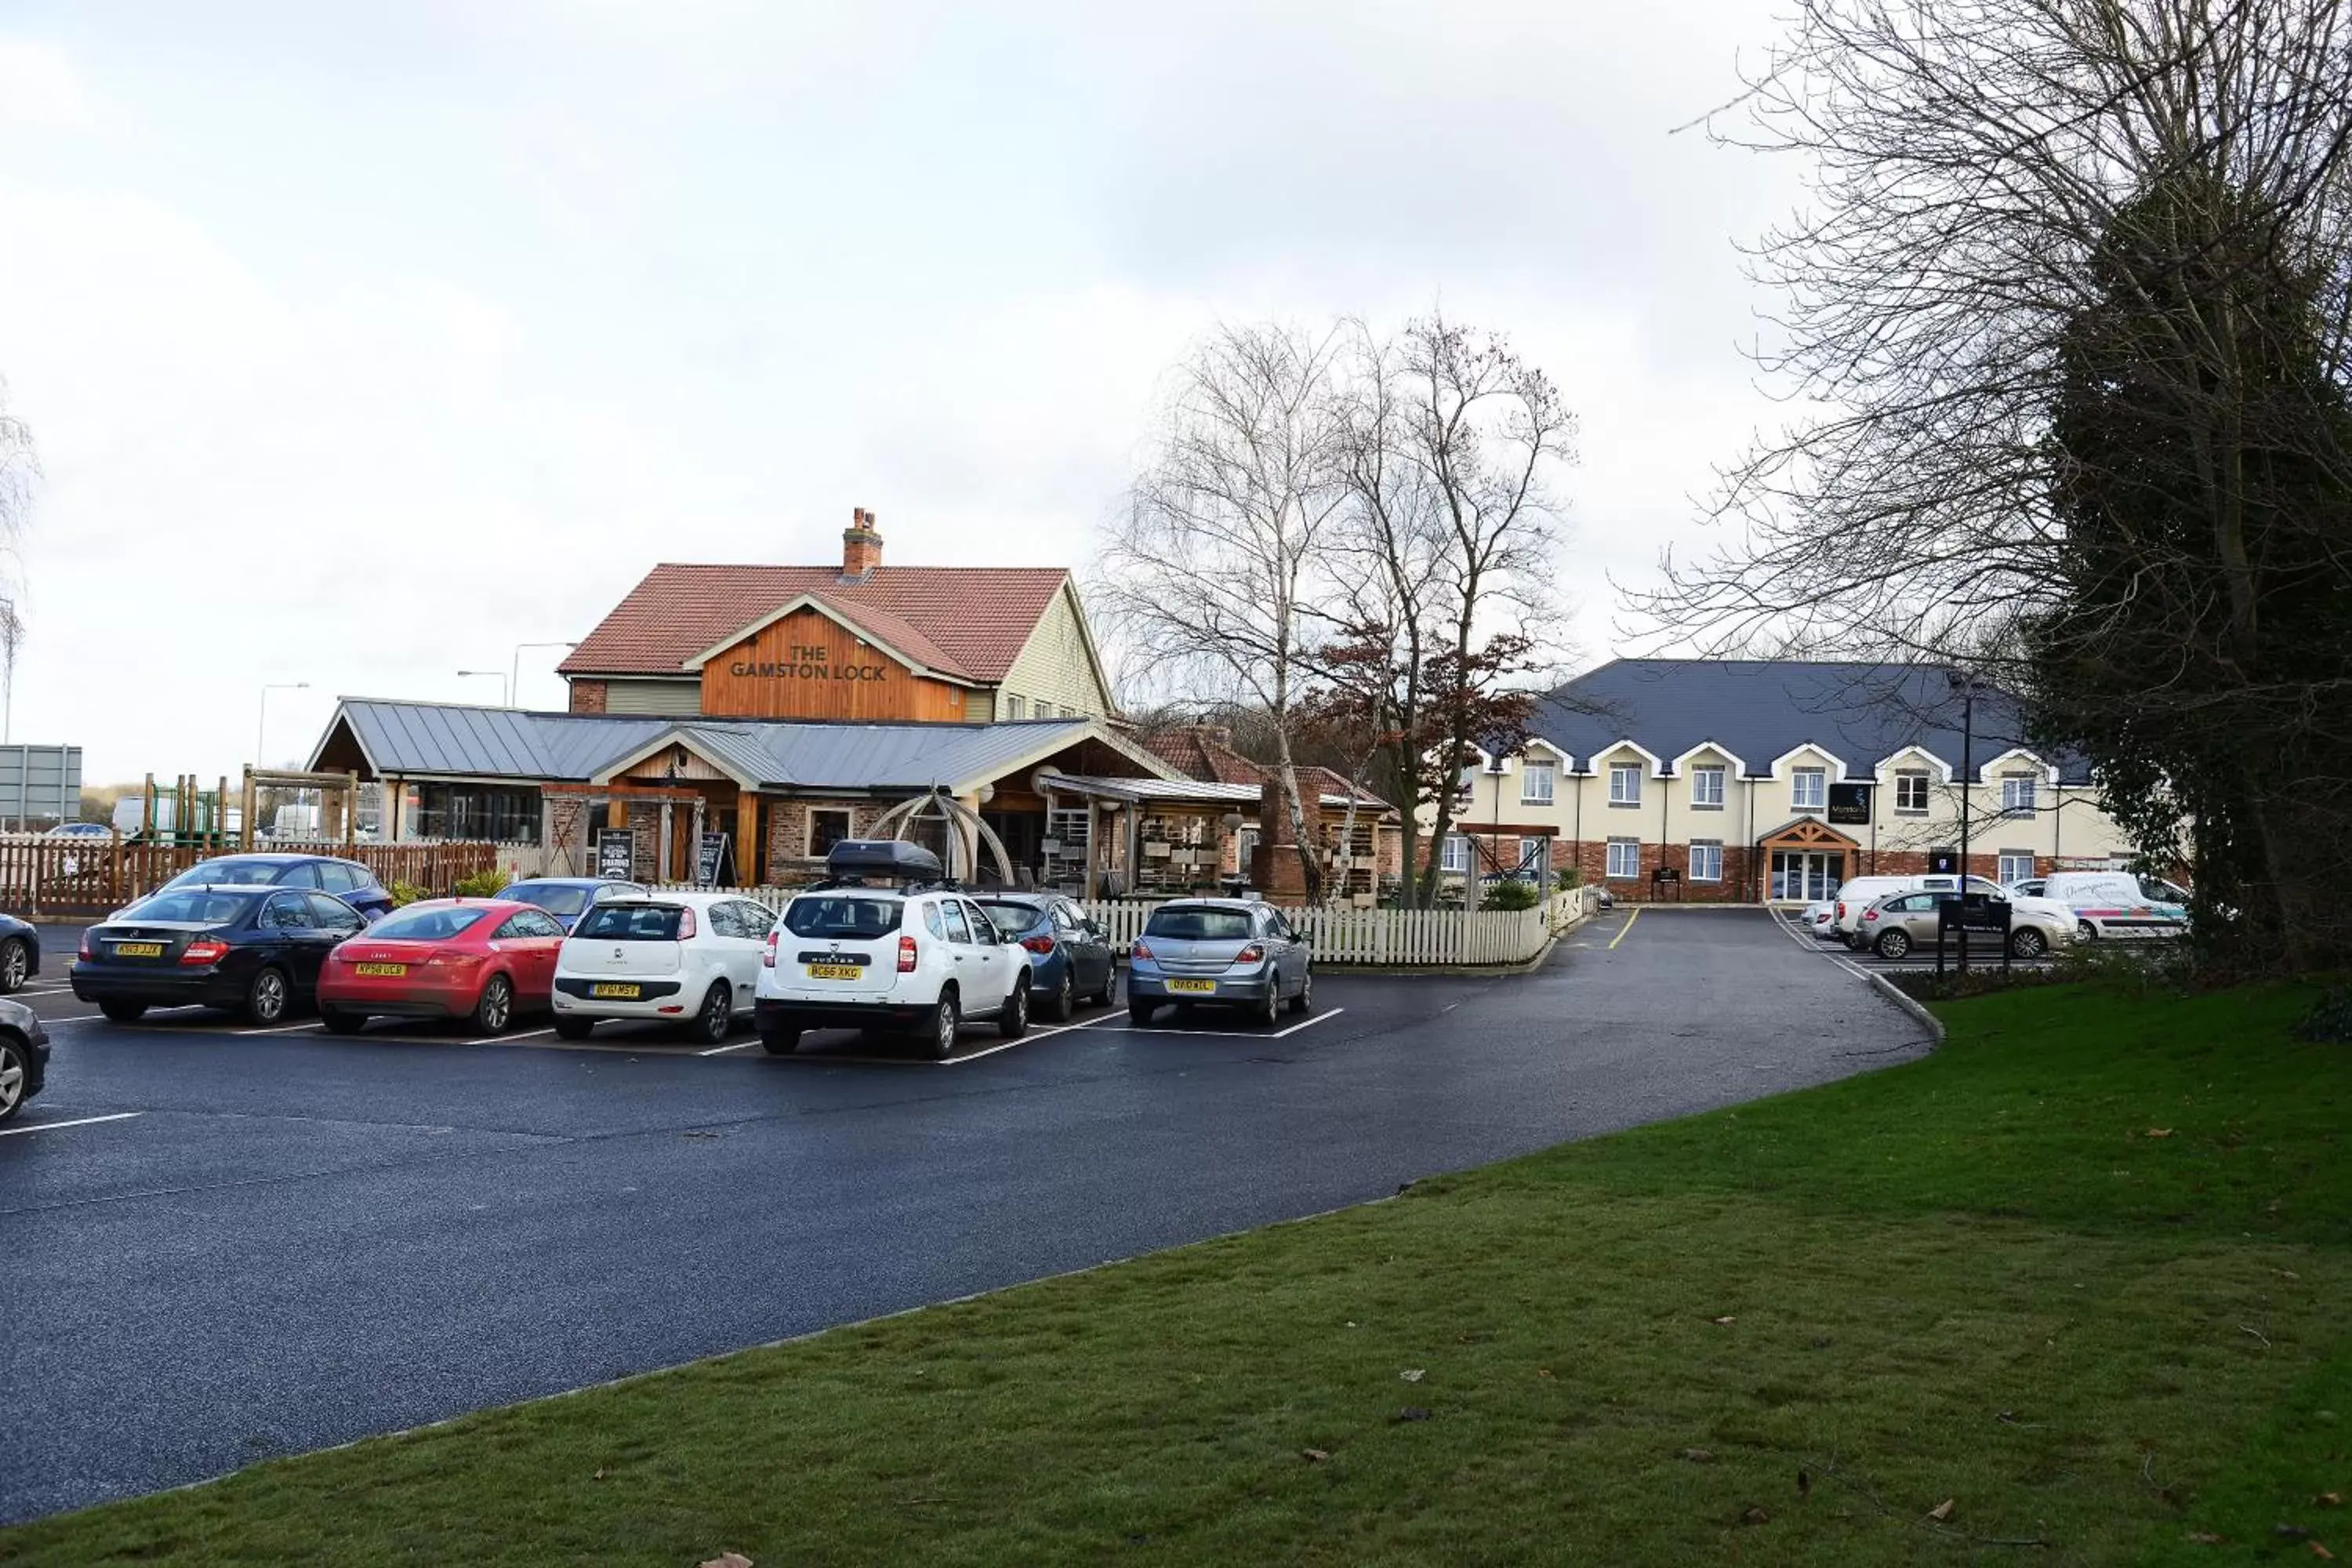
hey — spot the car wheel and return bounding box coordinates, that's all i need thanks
[1255,979,1280,1027]
[471,975,515,1036]
[2010,927,2049,960]
[321,1008,367,1036]
[1874,929,1911,960]
[998,976,1030,1039]
[688,982,732,1045]
[0,1035,27,1123]
[1092,967,1119,1008]
[244,967,290,1025]
[554,1016,594,1041]
[1127,998,1157,1026]
[2077,920,2098,942]
[100,1000,147,1024]
[760,1025,802,1055]
[0,938,29,995]
[1040,967,1073,1023]
[1287,968,1312,1015]
[928,989,960,1060]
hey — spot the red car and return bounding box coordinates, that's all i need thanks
[317,898,566,1036]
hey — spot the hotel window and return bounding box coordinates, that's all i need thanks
[2001,773,2038,816]
[1791,767,1828,811]
[1519,837,1549,878]
[1690,764,1726,809]
[1689,839,1723,882]
[1997,850,2034,885]
[1440,834,1471,873]
[1896,770,1930,815]
[1520,760,1555,805]
[1608,764,1642,807]
[807,808,851,858]
[1606,837,1640,880]
[1005,695,1027,720]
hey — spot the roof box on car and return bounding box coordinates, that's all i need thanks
[824,838,942,883]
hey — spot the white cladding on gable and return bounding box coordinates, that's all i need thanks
[996,582,1114,719]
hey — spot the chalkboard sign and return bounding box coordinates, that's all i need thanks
[596,829,634,881]
[695,831,734,888]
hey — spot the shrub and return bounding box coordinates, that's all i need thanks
[1554,866,1583,891]
[1484,879,1542,911]
[2296,986,2352,1044]
[452,867,511,899]
[387,880,430,908]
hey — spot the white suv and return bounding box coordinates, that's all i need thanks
[551,891,776,1045]
[755,884,1031,1058]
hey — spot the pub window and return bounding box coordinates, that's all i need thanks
[808,808,852,858]
[1005,695,1027,720]
[1607,764,1641,806]
[1896,771,1930,814]
[1606,837,1640,880]
[2001,773,2038,816]
[1520,760,1555,805]
[1689,839,1724,881]
[1440,834,1470,873]
[1997,850,2034,884]
[1690,765,1726,808]
[1791,767,1828,811]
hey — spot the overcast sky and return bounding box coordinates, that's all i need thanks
[0,0,1795,785]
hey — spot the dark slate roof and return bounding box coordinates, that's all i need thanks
[1527,660,2092,784]
[312,699,1171,793]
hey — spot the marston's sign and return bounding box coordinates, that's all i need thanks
[728,643,891,683]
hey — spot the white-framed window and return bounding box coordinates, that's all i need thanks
[1005,695,1027,720]
[1608,764,1642,806]
[1997,850,2034,884]
[1689,839,1723,882]
[1439,834,1470,873]
[1690,765,1726,809]
[1520,760,1555,805]
[2001,773,2038,816]
[1791,767,1828,811]
[1605,837,1640,880]
[1061,704,1078,719]
[1895,771,1930,815]
[1519,837,1549,879]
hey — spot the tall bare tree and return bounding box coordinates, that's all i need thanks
[1096,322,1349,901]
[0,380,34,745]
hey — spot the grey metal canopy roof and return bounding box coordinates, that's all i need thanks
[1528,660,2095,784]
[1040,772,1393,812]
[312,699,1174,794]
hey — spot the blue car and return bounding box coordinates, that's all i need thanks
[496,877,649,933]
[971,892,1118,1021]
[147,854,395,922]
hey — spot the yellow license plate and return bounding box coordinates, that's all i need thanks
[354,963,407,978]
[590,982,641,1000]
[805,964,864,981]
[113,942,165,959]
[1164,978,1216,993]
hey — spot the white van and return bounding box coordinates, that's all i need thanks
[2040,871,2189,940]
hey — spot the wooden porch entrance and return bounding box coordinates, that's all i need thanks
[1756,817,1860,903]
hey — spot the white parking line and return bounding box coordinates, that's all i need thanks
[1098,1006,1346,1042]
[1272,1006,1344,1037]
[0,1110,143,1138]
[232,1021,326,1036]
[461,1026,556,1047]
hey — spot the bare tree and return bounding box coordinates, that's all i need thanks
[1096,322,1349,902]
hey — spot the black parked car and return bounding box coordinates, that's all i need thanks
[969,892,1118,1021]
[71,884,368,1025]
[143,854,394,922]
[0,913,40,994]
[0,996,49,1123]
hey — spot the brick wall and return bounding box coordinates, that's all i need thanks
[764,798,891,883]
[568,680,608,714]
[1566,837,1755,902]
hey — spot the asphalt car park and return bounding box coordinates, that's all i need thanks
[2,906,1925,1523]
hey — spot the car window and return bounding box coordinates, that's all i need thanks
[740,902,775,932]
[783,895,904,940]
[1263,911,1293,940]
[492,914,529,940]
[169,858,283,887]
[1050,902,1079,932]
[701,902,738,939]
[307,893,365,933]
[942,900,973,943]
[963,901,1002,945]
[520,909,564,938]
[922,901,946,938]
[274,862,325,890]
[368,906,489,942]
[975,899,1045,935]
[122,887,266,925]
[1144,907,1254,941]
[261,892,317,930]
[510,883,591,917]
[575,905,685,942]
[317,863,360,894]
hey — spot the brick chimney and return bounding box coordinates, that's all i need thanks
[840,506,883,580]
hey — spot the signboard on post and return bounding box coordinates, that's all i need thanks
[596,828,634,881]
[1827,782,1871,826]
[695,831,734,888]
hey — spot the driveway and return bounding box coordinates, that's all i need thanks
[0,906,1927,1523]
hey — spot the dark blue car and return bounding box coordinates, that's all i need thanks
[496,877,650,933]
[147,854,395,922]
[971,892,1118,1021]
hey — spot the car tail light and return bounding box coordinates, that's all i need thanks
[677,908,696,940]
[180,938,229,967]
[78,931,93,961]
[1863,909,1880,923]
[1234,943,1265,964]
[1835,901,1846,919]
[1131,939,1153,962]
[762,931,779,969]
[1020,935,1055,956]
[898,934,919,973]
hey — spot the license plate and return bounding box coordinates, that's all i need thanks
[354,963,407,978]
[805,964,863,981]
[1165,978,1216,993]
[589,982,641,1000]
[113,942,165,959]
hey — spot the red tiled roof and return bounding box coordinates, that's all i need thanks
[1138,726,1391,808]
[560,564,1071,682]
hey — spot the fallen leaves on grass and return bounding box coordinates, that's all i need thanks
[1301,1449,1330,1463]
[699,1555,754,1568]
[2186,1530,2223,1544]
[2321,1494,2345,1508]
[1711,1315,1737,1326]
[1681,1448,1715,1464]
[2310,1542,2335,1560]
[2146,1127,2175,1138]
[1399,1369,1425,1382]
[1927,1498,1955,1523]
[1738,1505,1770,1526]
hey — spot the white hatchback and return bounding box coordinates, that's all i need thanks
[551,891,776,1045]
[754,886,1031,1058]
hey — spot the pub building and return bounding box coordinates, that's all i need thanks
[307,509,1403,896]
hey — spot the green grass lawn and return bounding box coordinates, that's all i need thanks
[9,982,2350,1566]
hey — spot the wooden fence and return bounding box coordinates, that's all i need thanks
[0,836,503,916]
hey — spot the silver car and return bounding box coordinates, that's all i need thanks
[1855,890,2071,960]
[1126,898,1312,1027]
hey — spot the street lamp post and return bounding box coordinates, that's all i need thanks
[256,682,310,766]
[456,670,510,706]
[510,641,579,712]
